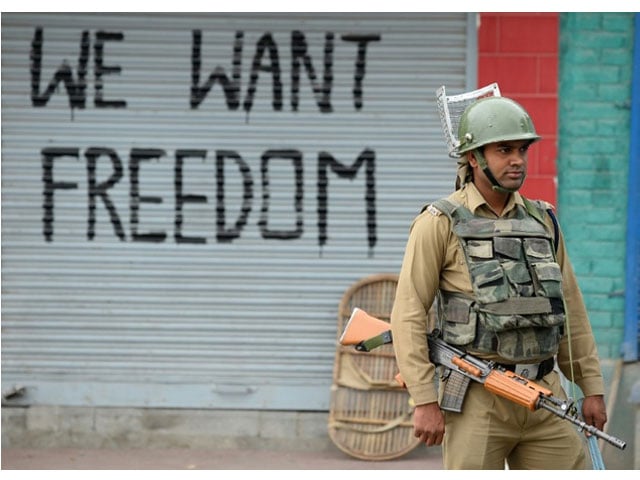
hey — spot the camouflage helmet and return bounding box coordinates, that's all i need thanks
[456,96,541,155]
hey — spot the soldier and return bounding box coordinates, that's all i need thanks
[390,96,608,469]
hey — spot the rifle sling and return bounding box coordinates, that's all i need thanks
[357,330,393,352]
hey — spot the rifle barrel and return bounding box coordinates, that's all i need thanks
[538,401,626,450]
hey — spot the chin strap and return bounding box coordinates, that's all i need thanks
[473,148,523,194]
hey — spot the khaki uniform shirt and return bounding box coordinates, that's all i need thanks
[390,182,605,406]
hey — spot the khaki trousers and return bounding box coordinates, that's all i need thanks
[442,371,587,470]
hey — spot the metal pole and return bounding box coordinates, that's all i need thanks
[622,13,640,362]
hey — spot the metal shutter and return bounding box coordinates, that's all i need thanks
[1,12,475,409]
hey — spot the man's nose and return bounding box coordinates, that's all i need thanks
[510,151,526,165]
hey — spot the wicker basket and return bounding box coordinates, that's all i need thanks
[328,273,421,461]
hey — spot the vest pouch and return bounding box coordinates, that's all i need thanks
[502,260,534,296]
[523,237,554,261]
[468,259,509,304]
[480,312,521,332]
[531,262,563,298]
[440,293,477,346]
[494,326,562,362]
[494,237,522,260]
[478,311,558,332]
[467,239,493,259]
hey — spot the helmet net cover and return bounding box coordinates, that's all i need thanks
[436,83,501,159]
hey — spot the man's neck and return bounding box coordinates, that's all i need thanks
[474,182,511,217]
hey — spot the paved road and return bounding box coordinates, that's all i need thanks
[2,445,443,470]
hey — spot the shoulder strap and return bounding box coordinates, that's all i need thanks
[522,197,559,253]
[547,207,560,253]
[427,198,469,219]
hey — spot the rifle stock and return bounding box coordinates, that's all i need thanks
[339,307,391,347]
[339,308,626,451]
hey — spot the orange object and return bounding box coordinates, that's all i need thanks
[484,369,553,411]
[452,356,483,377]
[339,307,391,346]
[394,372,406,387]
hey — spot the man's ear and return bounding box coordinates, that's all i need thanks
[468,151,478,168]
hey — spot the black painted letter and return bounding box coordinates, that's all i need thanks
[190,30,243,109]
[175,149,208,244]
[30,27,89,111]
[243,33,283,113]
[86,147,125,240]
[341,34,381,110]
[291,31,333,113]
[42,147,80,241]
[216,150,253,243]
[129,148,167,242]
[318,149,376,254]
[259,149,304,240]
[94,31,127,108]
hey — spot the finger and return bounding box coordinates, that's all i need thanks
[424,433,438,446]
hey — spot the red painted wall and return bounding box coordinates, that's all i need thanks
[478,12,559,206]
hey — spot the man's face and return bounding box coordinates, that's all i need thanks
[472,140,531,192]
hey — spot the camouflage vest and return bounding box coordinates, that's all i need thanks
[432,198,565,363]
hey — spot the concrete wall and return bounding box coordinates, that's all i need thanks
[2,406,332,452]
[558,12,635,358]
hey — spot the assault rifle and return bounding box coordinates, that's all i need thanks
[339,307,626,451]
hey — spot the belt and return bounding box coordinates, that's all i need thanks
[497,357,555,380]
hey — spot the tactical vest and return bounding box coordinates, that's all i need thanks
[432,198,565,363]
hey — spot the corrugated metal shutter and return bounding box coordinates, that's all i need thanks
[1,12,474,410]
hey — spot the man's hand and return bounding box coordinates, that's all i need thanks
[581,394,607,432]
[413,401,445,446]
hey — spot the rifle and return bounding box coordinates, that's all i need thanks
[339,307,626,451]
